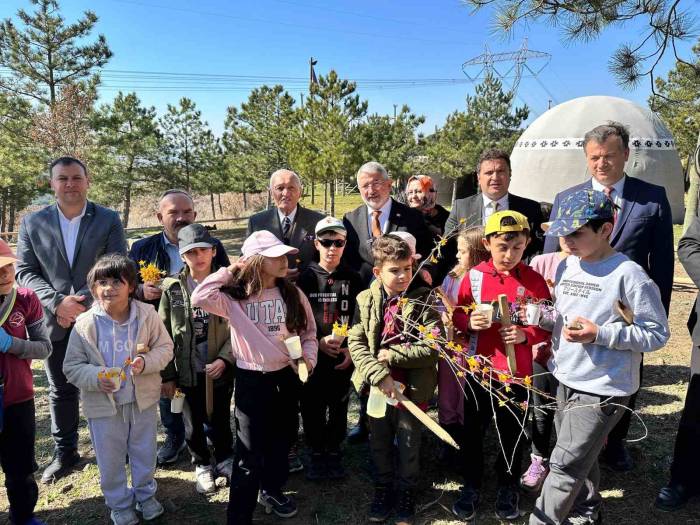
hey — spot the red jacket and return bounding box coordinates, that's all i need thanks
[453,260,551,378]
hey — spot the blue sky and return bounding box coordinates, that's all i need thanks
[4,0,695,135]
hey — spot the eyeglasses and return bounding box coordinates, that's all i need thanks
[317,239,346,248]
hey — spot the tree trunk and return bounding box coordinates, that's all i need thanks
[330,179,336,217]
[323,181,328,212]
[311,177,315,204]
[8,200,16,237]
[0,190,6,232]
[683,130,700,234]
[210,191,216,219]
[218,193,223,215]
[243,191,248,210]
[451,179,457,208]
[123,182,132,228]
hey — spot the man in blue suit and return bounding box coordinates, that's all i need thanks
[544,122,674,471]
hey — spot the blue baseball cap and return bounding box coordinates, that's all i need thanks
[544,189,615,237]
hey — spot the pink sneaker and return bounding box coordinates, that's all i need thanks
[520,454,549,493]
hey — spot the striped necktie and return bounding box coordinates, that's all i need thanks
[282,216,292,241]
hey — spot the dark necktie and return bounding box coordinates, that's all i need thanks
[602,187,618,224]
[282,216,292,241]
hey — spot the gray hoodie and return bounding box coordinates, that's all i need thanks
[551,252,669,396]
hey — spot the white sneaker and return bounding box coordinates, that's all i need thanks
[195,464,216,494]
[135,497,164,521]
[215,457,234,483]
[110,508,139,525]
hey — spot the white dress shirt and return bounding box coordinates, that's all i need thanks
[57,203,87,268]
[367,199,393,238]
[591,175,626,210]
[482,193,509,223]
[277,206,298,231]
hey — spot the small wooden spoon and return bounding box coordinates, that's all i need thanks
[615,300,634,325]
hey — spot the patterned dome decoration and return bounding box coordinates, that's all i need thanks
[509,96,684,223]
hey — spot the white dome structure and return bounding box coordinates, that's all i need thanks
[509,96,684,222]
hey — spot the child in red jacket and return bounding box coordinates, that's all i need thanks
[452,211,550,522]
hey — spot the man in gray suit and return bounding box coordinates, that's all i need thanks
[16,156,127,483]
[246,169,325,276]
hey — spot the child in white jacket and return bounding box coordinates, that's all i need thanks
[64,255,173,525]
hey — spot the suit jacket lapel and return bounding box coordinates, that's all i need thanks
[72,202,95,267]
[269,209,284,240]
[289,206,307,247]
[611,176,637,243]
[49,205,70,268]
[470,195,484,226]
[356,206,372,262]
[387,199,402,232]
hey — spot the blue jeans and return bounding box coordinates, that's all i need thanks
[159,397,184,440]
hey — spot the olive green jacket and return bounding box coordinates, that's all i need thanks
[159,267,234,387]
[348,279,440,404]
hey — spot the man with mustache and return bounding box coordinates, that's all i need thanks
[128,189,229,465]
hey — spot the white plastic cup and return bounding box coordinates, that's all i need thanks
[367,386,387,418]
[526,303,541,326]
[330,333,346,345]
[107,367,122,393]
[284,336,303,359]
[474,304,494,328]
[171,394,185,413]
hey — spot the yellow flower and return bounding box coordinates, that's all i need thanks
[139,262,165,283]
[459,218,466,224]
[417,325,426,333]
[523,376,532,387]
[430,256,438,263]
[138,260,146,266]
[439,238,447,246]
[505,385,512,393]
[499,399,507,407]
[456,371,465,378]
[498,373,508,383]
[467,356,479,369]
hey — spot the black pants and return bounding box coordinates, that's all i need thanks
[460,376,527,488]
[669,374,700,493]
[181,373,234,466]
[45,333,80,454]
[369,404,422,489]
[530,361,559,458]
[227,367,298,525]
[1,399,39,524]
[300,353,352,453]
[607,359,643,448]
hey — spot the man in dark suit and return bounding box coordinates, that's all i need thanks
[656,217,700,511]
[246,169,325,277]
[437,149,544,280]
[544,122,674,471]
[128,189,230,466]
[343,161,434,286]
[16,156,127,483]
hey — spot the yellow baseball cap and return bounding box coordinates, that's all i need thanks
[484,210,530,236]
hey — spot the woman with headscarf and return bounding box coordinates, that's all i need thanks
[405,175,450,238]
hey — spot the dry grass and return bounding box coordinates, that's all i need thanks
[1,227,699,524]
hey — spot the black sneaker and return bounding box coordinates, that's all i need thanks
[305,452,326,481]
[157,434,186,465]
[41,450,81,484]
[655,484,690,512]
[395,487,415,524]
[326,451,346,480]
[452,485,480,521]
[495,485,520,521]
[258,490,298,518]
[369,483,393,523]
[288,447,304,473]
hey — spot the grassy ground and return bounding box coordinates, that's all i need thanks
[1,219,699,524]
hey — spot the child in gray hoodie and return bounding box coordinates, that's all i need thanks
[64,255,173,525]
[530,190,669,525]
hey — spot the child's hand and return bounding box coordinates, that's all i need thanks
[334,348,352,370]
[516,304,528,325]
[563,317,598,344]
[131,356,145,375]
[302,355,314,375]
[377,349,391,364]
[469,312,490,331]
[377,375,397,399]
[499,325,527,345]
[319,335,341,357]
[205,359,226,379]
[97,369,115,393]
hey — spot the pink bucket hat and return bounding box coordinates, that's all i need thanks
[389,231,422,260]
[0,238,17,267]
[241,230,299,261]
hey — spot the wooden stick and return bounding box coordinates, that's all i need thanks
[394,389,460,450]
[615,300,634,325]
[498,294,518,375]
[205,376,214,421]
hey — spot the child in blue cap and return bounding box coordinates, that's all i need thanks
[530,189,670,525]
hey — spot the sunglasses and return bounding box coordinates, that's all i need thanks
[317,239,346,248]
